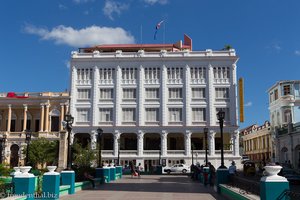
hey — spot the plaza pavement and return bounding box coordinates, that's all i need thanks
[60,175,227,200]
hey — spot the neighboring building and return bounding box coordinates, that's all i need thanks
[268,80,300,169]
[240,121,273,162]
[0,92,69,168]
[69,35,241,170]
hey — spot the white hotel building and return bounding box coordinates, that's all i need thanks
[69,35,240,170]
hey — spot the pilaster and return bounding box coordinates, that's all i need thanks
[185,65,191,126]
[161,130,168,157]
[231,63,238,125]
[90,130,97,150]
[92,66,99,126]
[138,66,144,126]
[232,130,239,156]
[209,130,216,156]
[115,66,121,126]
[207,64,214,126]
[137,130,144,156]
[114,130,120,156]
[69,66,77,118]
[161,65,167,126]
[185,130,191,156]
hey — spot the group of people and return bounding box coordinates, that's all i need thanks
[129,161,143,177]
[190,162,216,186]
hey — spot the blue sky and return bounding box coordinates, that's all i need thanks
[1,0,300,129]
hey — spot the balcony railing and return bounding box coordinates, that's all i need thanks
[213,78,230,84]
[76,80,92,85]
[190,78,206,84]
[99,79,114,85]
[144,79,160,84]
[167,79,182,84]
[121,79,136,84]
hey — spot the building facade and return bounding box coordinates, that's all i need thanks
[268,80,300,169]
[0,92,69,168]
[70,36,241,170]
[241,121,273,162]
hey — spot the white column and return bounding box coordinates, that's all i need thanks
[209,130,216,156]
[90,130,97,150]
[115,66,122,126]
[207,64,215,126]
[69,66,77,117]
[231,130,240,156]
[65,102,69,114]
[60,103,65,131]
[138,66,144,126]
[161,130,168,157]
[7,104,11,132]
[185,130,192,156]
[44,104,50,132]
[92,66,99,126]
[137,130,144,157]
[22,104,28,131]
[40,104,44,132]
[161,65,168,126]
[185,65,191,126]
[230,64,238,125]
[114,130,120,156]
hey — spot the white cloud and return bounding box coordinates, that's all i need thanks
[58,4,67,10]
[143,0,168,5]
[24,24,135,47]
[73,0,94,4]
[295,50,300,56]
[103,0,129,20]
[272,44,281,51]
[244,101,253,107]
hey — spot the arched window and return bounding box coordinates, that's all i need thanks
[284,109,291,123]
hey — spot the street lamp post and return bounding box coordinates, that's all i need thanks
[217,110,226,169]
[64,113,74,170]
[0,134,7,164]
[25,129,32,166]
[117,138,120,166]
[97,128,103,168]
[204,127,209,166]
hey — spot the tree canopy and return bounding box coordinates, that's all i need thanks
[23,138,58,168]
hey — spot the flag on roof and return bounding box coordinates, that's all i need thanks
[154,20,164,40]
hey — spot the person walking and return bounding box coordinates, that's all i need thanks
[228,161,237,184]
[136,163,143,177]
[207,162,216,186]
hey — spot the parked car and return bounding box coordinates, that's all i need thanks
[243,161,256,176]
[279,168,300,185]
[241,155,250,164]
[163,164,190,174]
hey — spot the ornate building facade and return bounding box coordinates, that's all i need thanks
[241,121,273,162]
[268,80,300,169]
[69,35,241,170]
[0,92,69,168]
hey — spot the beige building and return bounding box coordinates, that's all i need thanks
[0,92,69,169]
[241,121,273,162]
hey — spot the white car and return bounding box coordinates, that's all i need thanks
[163,164,190,174]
